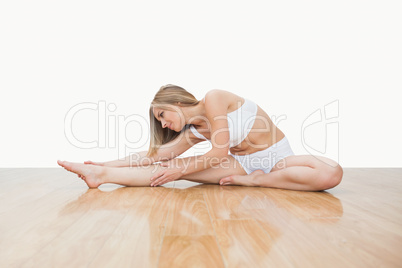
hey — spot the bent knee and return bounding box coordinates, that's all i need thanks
[317,164,343,190]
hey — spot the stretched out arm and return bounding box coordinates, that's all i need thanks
[99,150,153,167]
[98,128,199,167]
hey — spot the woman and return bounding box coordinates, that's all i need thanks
[58,84,343,191]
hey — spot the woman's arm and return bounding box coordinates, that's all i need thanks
[92,127,200,167]
[97,150,152,167]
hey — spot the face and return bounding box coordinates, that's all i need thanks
[153,105,182,131]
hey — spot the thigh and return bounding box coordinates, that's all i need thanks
[270,155,340,172]
[181,155,248,184]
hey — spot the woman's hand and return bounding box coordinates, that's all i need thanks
[150,161,186,187]
[84,160,104,166]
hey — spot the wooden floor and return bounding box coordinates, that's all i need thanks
[0,168,401,268]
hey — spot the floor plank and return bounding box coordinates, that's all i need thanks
[159,235,224,268]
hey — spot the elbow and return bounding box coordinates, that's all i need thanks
[216,151,230,163]
[208,154,229,168]
[212,147,229,159]
[208,149,229,166]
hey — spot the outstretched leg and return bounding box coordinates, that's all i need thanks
[57,155,248,188]
[219,155,343,191]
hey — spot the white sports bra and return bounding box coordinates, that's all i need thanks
[188,98,258,148]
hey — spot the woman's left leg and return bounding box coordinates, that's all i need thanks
[219,155,343,191]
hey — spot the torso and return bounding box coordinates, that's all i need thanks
[188,90,285,156]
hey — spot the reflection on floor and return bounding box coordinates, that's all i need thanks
[0,168,401,267]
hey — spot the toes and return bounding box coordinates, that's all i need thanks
[220,176,233,185]
[61,161,72,170]
[219,177,228,184]
[58,160,72,171]
[224,175,243,186]
[62,161,81,174]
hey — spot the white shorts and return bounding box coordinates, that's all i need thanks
[229,136,295,174]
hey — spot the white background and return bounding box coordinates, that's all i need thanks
[1,0,401,167]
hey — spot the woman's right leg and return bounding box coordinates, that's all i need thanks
[57,156,248,188]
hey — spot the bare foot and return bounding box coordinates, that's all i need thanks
[84,160,104,166]
[57,160,105,188]
[219,170,265,187]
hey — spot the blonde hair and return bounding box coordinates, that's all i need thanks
[146,84,200,158]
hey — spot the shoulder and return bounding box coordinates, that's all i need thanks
[204,89,243,115]
[204,89,231,100]
[203,89,232,109]
[203,89,231,116]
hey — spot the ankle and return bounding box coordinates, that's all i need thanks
[96,166,108,185]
